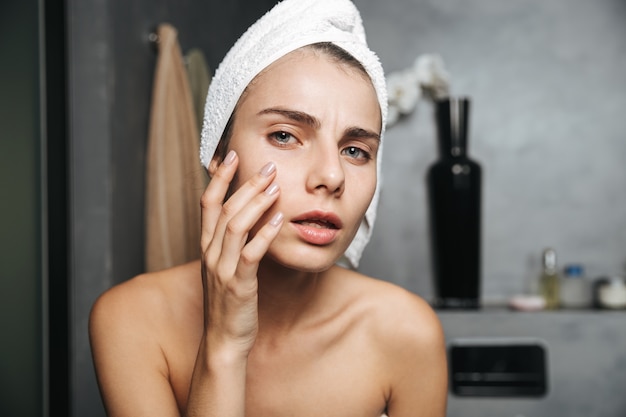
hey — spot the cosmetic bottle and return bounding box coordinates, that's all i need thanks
[539,248,560,309]
[559,263,591,309]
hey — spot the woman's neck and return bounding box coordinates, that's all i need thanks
[255,258,335,334]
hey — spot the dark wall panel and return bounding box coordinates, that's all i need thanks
[69,1,276,415]
[0,0,43,416]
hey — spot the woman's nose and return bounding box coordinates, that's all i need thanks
[306,144,345,196]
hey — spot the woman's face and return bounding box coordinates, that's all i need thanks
[219,48,381,271]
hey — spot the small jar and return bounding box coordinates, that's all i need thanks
[595,276,626,310]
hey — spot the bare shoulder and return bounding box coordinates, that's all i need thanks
[90,260,201,332]
[337,267,444,348]
[88,261,202,416]
[335,268,448,416]
[89,261,199,368]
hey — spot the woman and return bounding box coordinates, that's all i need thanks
[89,1,448,416]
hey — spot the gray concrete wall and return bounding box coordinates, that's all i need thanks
[357,0,626,302]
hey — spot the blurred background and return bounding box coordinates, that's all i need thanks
[359,0,626,300]
[1,0,625,415]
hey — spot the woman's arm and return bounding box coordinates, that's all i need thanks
[185,150,283,417]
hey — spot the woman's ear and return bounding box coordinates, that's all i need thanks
[208,137,231,178]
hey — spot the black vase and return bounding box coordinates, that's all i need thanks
[427,97,482,309]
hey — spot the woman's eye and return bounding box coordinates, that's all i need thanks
[270,131,295,145]
[342,146,371,162]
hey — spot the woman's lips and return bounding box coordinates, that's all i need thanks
[290,211,342,245]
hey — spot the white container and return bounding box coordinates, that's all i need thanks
[597,277,626,309]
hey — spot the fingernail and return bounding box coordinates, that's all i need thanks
[269,212,284,227]
[265,182,279,196]
[260,162,276,177]
[224,150,236,166]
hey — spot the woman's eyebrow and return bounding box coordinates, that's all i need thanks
[257,107,321,129]
[344,127,380,143]
[258,107,380,142]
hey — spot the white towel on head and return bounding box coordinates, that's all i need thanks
[200,0,387,269]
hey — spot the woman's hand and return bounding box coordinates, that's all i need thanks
[199,150,283,359]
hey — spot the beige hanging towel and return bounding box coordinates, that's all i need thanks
[145,23,208,272]
[184,48,212,134]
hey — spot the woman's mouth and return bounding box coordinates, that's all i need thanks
[291,212,342,245]
[295,219,338,229]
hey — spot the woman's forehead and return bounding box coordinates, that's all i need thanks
[240,49,380,126]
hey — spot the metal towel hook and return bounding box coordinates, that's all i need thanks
[148,32,159,44]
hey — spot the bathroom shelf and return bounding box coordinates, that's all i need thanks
[439,304,626,417]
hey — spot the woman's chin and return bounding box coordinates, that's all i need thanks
[263,247,341,274]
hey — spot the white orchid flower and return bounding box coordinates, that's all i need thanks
[413,54,450,99]
[386,69,421,114]
[384,54,451,127]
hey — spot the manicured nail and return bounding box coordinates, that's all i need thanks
[269,212,284,227]
[224,150,236,166]
[260,162,276,177]
[265,182,279,196]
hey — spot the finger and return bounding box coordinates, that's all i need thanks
[216,181,281,276]
[236,211,284,281]
[200,150,238,250]
[209,161,277,259]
